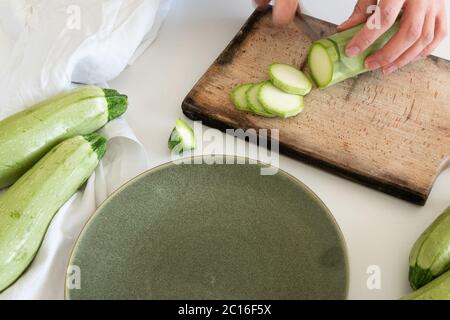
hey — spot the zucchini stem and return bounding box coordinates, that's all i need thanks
[103,89,128,121]
[83,133,107,160]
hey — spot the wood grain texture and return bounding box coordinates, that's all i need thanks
[182,7,450,205]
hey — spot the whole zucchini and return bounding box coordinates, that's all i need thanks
[403,269,450,300]
[0,133,106,292]
[0,86,127,188]
[409,206,450,289]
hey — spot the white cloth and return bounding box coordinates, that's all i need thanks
[0,0,171,300]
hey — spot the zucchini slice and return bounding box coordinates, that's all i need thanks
[269,63,312,95]
[168,118,196,154]
[246,82,276,118]
[308,39,338,88]
[231,83,253,112]
[258,82,304,118]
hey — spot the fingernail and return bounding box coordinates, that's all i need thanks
[366,60,380,70]
[383,65,397,74]
[346,46,360,57]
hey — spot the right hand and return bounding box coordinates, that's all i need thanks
[338,0,447,74]
[254,0,299,26]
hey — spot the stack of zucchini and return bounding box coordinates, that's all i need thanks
[231,63,312,119]
[0,86,128,292]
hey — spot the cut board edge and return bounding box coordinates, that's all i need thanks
[182,98,427,206]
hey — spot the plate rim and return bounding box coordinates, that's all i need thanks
[65,155,350,300]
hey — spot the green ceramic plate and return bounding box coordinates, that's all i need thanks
[67,156,349,300]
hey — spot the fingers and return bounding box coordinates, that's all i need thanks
[419,8,448,58]
[254,0,270,10]
[273,0,299,26]
[381,7,435,73]
[338,0,378,31]
[341,0,447,73]
[365,0,427,71]
[254,0,298,26]
[345,0,404,57]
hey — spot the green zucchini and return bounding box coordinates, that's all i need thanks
[0,133,106,292]
[231,83,253,112]
[246,82,276,118]
[269,63,312,95]
[258,82,304,118]
[168,118,196,154]
[0,86,127,189]
[403,269,450,300]
[409,206,450,290]
[308,21,400,88]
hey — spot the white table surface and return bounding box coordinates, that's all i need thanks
[109,0,450,300]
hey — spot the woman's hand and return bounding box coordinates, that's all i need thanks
[254,0,299,26]
[338,0,447,74]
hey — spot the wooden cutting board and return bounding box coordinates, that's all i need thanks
[182,7,450,205]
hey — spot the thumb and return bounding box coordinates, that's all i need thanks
[338,0,377,31]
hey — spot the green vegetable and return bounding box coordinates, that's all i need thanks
[403,269,450,300]
[258,82,304,118]
[168,118,196,154]
[246,82,276,118]
[0,86,127,189]
[269,63,312,95]
[231,83,253,112]
[308,21,400,88]
[0,134,106,292]
[409,206,450,290]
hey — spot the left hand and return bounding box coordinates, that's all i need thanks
[338,0,448,74]
[254,0,299,26]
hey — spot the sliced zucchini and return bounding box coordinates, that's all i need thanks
[308,39,338,88]
[231,83,253,112]
[269,63,312,95]
[258,82,304,118]
[168,118,196,154]
[308,21,400,88]
[246,82,276,118]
